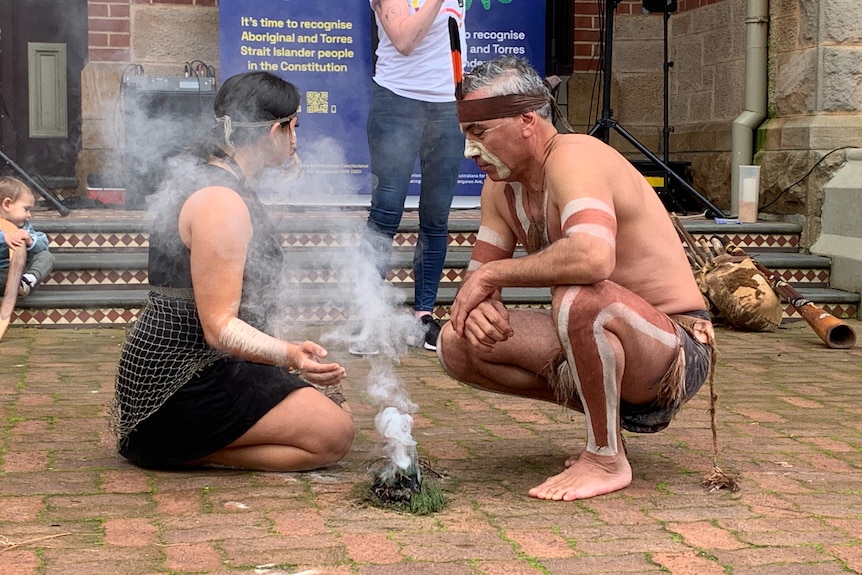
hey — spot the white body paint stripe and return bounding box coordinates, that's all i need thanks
[557,287,592,446]
[219,317,287,366]
[560,197,615,224]
[565,223,616,246]
[510,182,531,237]
[557,291,680,456]
[477,225,512,250]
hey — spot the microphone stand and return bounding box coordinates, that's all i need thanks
[588,0,726,218]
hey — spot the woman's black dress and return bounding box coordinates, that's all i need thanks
[113,163,308,468]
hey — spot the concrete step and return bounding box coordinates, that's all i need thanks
[10,282,859,329]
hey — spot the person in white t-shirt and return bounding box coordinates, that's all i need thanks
[356,0,466,353]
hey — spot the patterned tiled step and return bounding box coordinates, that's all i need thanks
[742,252,833,288]
[42,252,149,290]
[11,290,144,327]
[37,248,835,290]
[681,220,802,252]
[37,211,484,252]
[7,210,856,327]
[38,214,799,254]
[42,217,151,253]
[425,286,858,323]
[7,287,552,327]
[283,248,837,289]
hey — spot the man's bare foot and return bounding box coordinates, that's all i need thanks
[566,436,627,467]
[564,446,584,468]
[529,450,632,501]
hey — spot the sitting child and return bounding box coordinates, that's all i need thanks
[0,176,55,297]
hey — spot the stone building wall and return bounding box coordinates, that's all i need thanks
[569,0,862,247]
[569,0,745,213]
[758,0,862,246]
[80,0,219,189]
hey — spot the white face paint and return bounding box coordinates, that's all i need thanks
[464,139,512,180]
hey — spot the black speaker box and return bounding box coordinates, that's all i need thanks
[122,83,216,208]
[629,160,699,213]
[643,0,678,13]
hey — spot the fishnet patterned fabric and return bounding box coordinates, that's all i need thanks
[111,289,226,444]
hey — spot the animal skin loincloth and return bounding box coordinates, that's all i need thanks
[550,311,715,434]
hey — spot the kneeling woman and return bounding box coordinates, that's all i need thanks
[113,71,354,470]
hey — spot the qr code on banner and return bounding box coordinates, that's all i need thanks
[305,91,329,114]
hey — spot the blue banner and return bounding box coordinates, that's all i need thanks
[219,0,545,202]
[219,1,372,203]
[465,0,545,76]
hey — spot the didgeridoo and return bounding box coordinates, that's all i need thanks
[725,242,856,349]
[0,217,26,341]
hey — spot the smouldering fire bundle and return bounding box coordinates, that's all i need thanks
[342,250,446,514]
[366,458,445,515]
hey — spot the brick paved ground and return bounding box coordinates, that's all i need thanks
[1,319,861,575]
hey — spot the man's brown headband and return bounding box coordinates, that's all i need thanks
[456,94,550,123]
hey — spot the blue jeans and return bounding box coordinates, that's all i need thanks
[0,249,55,290]
[366,82,464,312]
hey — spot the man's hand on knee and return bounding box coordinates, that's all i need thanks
[461,299,513,352]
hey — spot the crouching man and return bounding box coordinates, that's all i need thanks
[437,56,715,501]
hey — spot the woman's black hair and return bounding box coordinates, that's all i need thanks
[190,71,300,160]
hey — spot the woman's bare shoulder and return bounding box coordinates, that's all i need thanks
[179,186,252,241]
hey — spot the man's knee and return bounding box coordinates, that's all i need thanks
[436,324,501,395]
[436,321,470,381]
[551,283,625,341]
[436,322,458,372]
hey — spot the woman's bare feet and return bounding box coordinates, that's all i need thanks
[529,450,632,501]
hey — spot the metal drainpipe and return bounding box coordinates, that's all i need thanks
[730,0,769,216]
